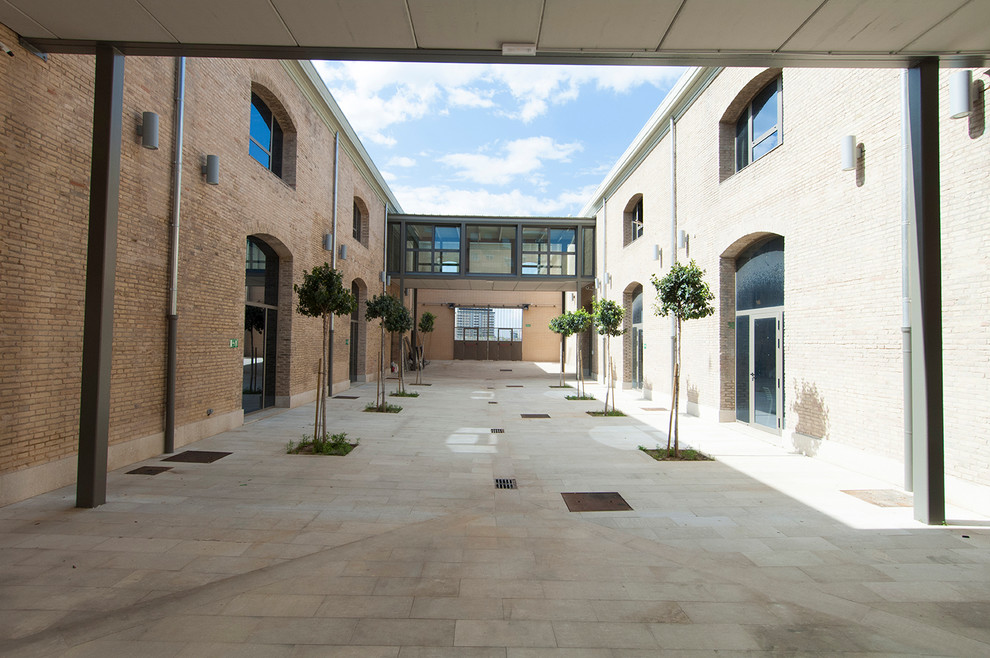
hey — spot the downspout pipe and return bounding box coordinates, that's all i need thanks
[669,117,678,386]
[328,132,339,397]
[900,71,913,492]
[164,56,186,454]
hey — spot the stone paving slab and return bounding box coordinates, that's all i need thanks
[1,360,989,656]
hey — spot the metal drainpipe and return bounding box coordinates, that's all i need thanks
[328,132,339,398]
[669,117,678,385]
[164,56,186,454]
[900,71,914,492]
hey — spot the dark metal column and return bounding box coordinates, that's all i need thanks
[906,59,945,525]
[77,45,125,509]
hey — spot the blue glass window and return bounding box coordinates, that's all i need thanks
[736,236,784,310]
[735,78,781,171]
[250,93,283,177]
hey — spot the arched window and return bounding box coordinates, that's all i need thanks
[623,194,644,246]
[735,77,782,172]
[250,92,284,177]
[353,201,362,241]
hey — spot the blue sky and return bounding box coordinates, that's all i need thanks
[313,61,685,217]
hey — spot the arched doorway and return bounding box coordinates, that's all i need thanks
[349,279,367,382]
[734,235,784,433]
[623,283,644,389]
[243,236,279,413]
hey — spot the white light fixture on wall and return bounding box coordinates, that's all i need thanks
[322,234,333,251]
[653,244,661,262]
[202,154,219,185]
[840,135,861,171]
[338,244,348,260]
[137,111,159,150]
[677,230,688,250]
[950,70,974,119]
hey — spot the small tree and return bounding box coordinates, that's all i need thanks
[365,294,413,408]
[592,299,624,413]
[548,314,575,387]
[651,260,715,456]
[294,264,357,443]
[566,308,593,397]
[415,311,436,385]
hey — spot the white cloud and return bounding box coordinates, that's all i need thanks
[380,170,397,182]
[447,87,495,108]
[313,60,687,132]
[392,183,597,217]
[440,137,582,185]
[388,156,417,168]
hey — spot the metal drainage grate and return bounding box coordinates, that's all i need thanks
[841,489,912,507]
[561,492,633,512]
[334,395,359,399]
[495,478,517,490]
[641,407,667,411]
[491,428,505,433]
[126,466,172,476]
[500,369,513,372]
[506,385,523,388]
[163,450,231,464]
[488,401,498,405]
[521,413,550,419]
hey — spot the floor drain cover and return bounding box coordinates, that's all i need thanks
[163,450,231,464]
[334,395,359,399]
[842,489,912,507]
[491,428,505,433]
[488,401,498,405]
[521,413,550,419]
[641,407,667,411]
[500,369,512,372]
[506,385,523,388]
[126,466,172,475]
[495,478,517,489]
[561,492,633,512]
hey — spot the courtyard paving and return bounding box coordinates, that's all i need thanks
[1,360,988,656]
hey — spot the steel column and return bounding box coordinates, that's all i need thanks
[905,59,945,525]
[77,45,125,508]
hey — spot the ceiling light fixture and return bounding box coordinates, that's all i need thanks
[501,43,536,56]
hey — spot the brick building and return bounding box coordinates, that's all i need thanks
[0,23,399,504]
[585,66,989,496]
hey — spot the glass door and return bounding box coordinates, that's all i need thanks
[735,310,782,433]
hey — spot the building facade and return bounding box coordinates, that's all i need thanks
[0,23,398,505]
[586,66,989,493]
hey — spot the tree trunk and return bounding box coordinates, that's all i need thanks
[321,314,329,439]
[314,359,322,441]
[398,334,405,394]
[674,318,682,456]
[559,335,565,387]
[378,325,385,409]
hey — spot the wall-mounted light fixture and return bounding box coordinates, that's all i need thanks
[501,43,536,56]
[338,244,348,261]
[840,135,862,171]
[594,277,601,289]
[137,111,159,150]
[653,244,661,262]
[323,234,333,251]
[677,230,689,250]
[605,272,612,286]
[379,271,390,285]
[202,154,219,185]
[950,69,974,119]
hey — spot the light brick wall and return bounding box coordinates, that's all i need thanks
[414,289,561,362]
[597,65,990,487]
[0,30,387,501]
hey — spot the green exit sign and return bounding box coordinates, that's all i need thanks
[229,339,239,348]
